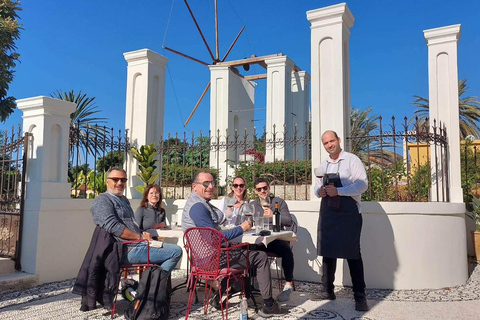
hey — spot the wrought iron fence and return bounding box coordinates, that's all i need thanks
[69,123,129,198]
[346,116,449,202]
[158,123,311,200]
[67,117,453,203]
[0,125,30,268]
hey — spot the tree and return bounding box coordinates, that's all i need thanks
[96,150,124,173]
[184,136,210,167]
[0,0,22,122]
[51,90,108,156]
[350,107,396,164]
[412,79,480,139]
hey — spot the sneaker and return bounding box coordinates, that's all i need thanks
[310,290,336,301]
[355,296,369,311]
[257,301,287,318]
[277,285,293,302]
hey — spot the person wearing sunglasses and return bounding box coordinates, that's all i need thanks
[182,171,287,317]
[251,177,295,302]
[91,167,182,275]
[217,176,250,227]
[134,184,167,231]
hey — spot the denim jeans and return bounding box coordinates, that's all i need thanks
[124,242,182,274]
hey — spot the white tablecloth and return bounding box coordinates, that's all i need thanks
[232,230,297,247]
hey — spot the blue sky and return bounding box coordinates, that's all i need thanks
[3,0,480,137]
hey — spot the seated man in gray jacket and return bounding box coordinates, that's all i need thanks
[182,171,286,318]
[91,167,182,275]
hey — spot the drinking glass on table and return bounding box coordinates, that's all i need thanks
[254,216,263,231]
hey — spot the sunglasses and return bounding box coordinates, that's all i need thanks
[197,181,215,188]
[232,184,245,188]
[108,177,128,183]
[255,186,269,192]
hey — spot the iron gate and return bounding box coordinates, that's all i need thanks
[0,126,30,270]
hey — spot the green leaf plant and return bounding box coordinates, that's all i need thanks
[466,194,480,232]
[131,143,160,194]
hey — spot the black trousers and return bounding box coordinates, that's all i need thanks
[322,255,366,294]
[255,239,294,282]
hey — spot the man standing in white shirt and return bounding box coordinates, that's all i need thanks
[310,130,369,312]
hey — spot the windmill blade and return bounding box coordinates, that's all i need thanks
[221,26,245,62]
[184,82,211,127]
[215,0,219,61]
[163,46,210,66]
[184,0,216,62]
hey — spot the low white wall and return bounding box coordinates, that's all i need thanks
[26,198,468,290]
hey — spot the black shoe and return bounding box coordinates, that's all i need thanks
[354,295,369,311]
[310,290,336,301]
[258,302,287,318]
[209,291,222,310]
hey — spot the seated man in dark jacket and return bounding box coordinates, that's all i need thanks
[74,167,182,311]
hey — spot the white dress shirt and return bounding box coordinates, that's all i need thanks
[314,150,368,210]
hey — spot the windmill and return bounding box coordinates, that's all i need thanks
[162,0,297,127]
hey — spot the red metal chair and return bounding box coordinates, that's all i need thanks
[111,239,153,318]
[267,220,297,291]
[183,227,249,320]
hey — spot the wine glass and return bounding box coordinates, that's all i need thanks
[259,197,270,210]
[314,166,324,179]
[225,197,236,226]
[243,202,254,226]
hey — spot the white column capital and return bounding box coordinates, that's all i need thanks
[424,24,461,46]
[124,48,168,66]
[293,70,311,82]
[208,65,231,72]
[265,55,296,70]
[17,96,76,118]
[307,3,354,30]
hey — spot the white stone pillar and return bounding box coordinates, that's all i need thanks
[209,65,255,184]
[265,56,295,162]
[291,71,311,160]
[124,49,168,198]
[424,25,463,203]
[17,96,76,275]
[307,3,354,198]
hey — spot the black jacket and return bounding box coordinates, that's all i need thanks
[72,225,122,311]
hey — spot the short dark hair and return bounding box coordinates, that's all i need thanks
[254,177,270,187]
[192,171,212,183]
[107,167,126,177]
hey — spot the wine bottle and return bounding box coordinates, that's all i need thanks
[273,202,281,232]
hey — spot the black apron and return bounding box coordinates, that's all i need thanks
[317,177,362,260]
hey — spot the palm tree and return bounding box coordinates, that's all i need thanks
[50,90,108,158]
[411,79,480,139]
[350,107,397,164]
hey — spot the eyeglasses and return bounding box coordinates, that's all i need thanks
[232,184,245,188]
[148,192,160,196]
[108,177,128,183]
[255,186,269,192]
[197,181,215,188]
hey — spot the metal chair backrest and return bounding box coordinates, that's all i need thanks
[183,227,225,278]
